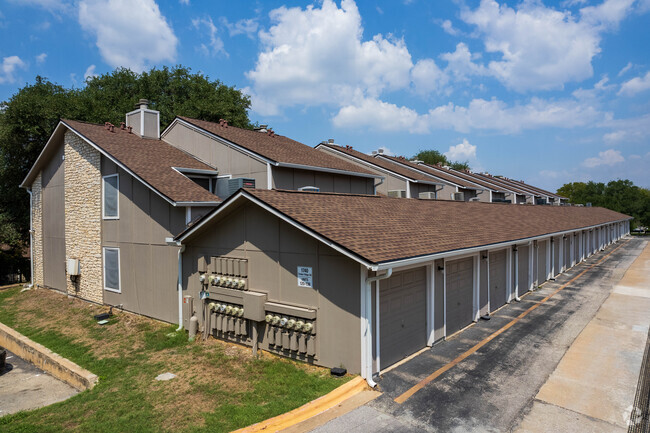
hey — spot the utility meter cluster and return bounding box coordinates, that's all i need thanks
[208,302,247,337]
[197,256,249,292]
[264,313,316,356]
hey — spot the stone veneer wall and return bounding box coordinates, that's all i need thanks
[32,173,44,287]
[64,131,103,303]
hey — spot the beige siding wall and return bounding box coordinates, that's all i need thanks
[272,166,374,194]
[163,122,268,187]
[32,174,44,287]
[64,131,103,303]
[101,157,186,323]
[183,202,362,373]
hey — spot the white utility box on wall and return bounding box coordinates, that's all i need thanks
[67,258,80,276]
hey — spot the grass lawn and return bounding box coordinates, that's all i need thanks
[0,286,349,432]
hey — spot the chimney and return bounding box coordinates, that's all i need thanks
[125,98,160,139]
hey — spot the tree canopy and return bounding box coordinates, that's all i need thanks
[557,180,650,228]
[0,66,252,282]
[414,149,470,171]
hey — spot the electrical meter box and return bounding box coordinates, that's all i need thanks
[66,258,80,276]
[242,291,267,322]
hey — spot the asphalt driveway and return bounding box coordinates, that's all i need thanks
[312,237,647,433]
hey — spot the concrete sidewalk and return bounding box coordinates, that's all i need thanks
[515,239,650,432]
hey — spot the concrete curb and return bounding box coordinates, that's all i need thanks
[0,322,98,391]
[234,376,369,433]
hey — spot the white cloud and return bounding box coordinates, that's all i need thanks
[333,96,604,134]
[582,149,625,167]
[602,113,650,143]
[78,0,178,72]
[445,139,476,162]
[441,43,488,81]
[220,17,258,38]
[192,16,226,56]
[618,62,633,77]
[458,0,634,92]
[580,0,636,30]
[179,0,189,4]
[441,19,459,36]
[411,59,448,94]
[0,56,27,84]
[618,71,650,96]
[246,0,413,115]
[84,64,98,80]
[35,53,47,64]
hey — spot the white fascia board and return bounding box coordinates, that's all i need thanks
[163,118,273,165]
[371,218,631,271]
[315,144,434,184]
[20,121,66,188]
[172,167,219,176]
[276,161,383,180]
[375,155,464,189]
[177,190,375,268]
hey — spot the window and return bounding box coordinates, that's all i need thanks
[102,174,119,219]
[103,247,121,292]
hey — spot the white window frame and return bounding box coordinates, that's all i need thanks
[103,247,121,293]
[102,173,119,220]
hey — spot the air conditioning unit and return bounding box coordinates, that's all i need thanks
[418,192,436,200]
[298,186,320,192]
[228,178,255,197]
[451,192,464,201]
[67,258,80,276]
[388,190,407,198]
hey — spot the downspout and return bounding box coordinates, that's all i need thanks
[364,268,393,388]
[176,244,186,331]
[167,238,186,331]
[374,176,384,195]
[513,246,521,302]
[26,188,34,289]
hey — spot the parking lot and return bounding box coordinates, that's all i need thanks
[312,238,649,432]
[0,348,78,417]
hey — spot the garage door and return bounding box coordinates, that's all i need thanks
[446,257,474,335]
[553,238,561,277]
[537,240,547,284]
[489,250,507,312]
[379,267,427,369]
[518,245,530,296]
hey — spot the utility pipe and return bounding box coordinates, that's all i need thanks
[25,188,34,290]
[364,268,393,388]
[513,246,521,302]
[166,238,187,332]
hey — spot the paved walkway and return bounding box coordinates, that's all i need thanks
[0,349,78,417]
[516,239,650,432]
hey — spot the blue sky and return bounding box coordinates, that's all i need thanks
[1,0,649,191]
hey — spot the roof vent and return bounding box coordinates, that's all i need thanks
[255,124,268,133]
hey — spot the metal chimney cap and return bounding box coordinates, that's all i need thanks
[135,98,149,109]
[378,148,384,154]
[328,138,335,144]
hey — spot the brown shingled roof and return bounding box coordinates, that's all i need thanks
[377,155,483,189]
[181,189,630,265]
[63,119,219,203]
[177,117,377,177]
[317,144,441,183]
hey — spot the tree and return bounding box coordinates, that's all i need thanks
[414,149,471,171]
[0,66,253,280]
[557,180,650,228]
